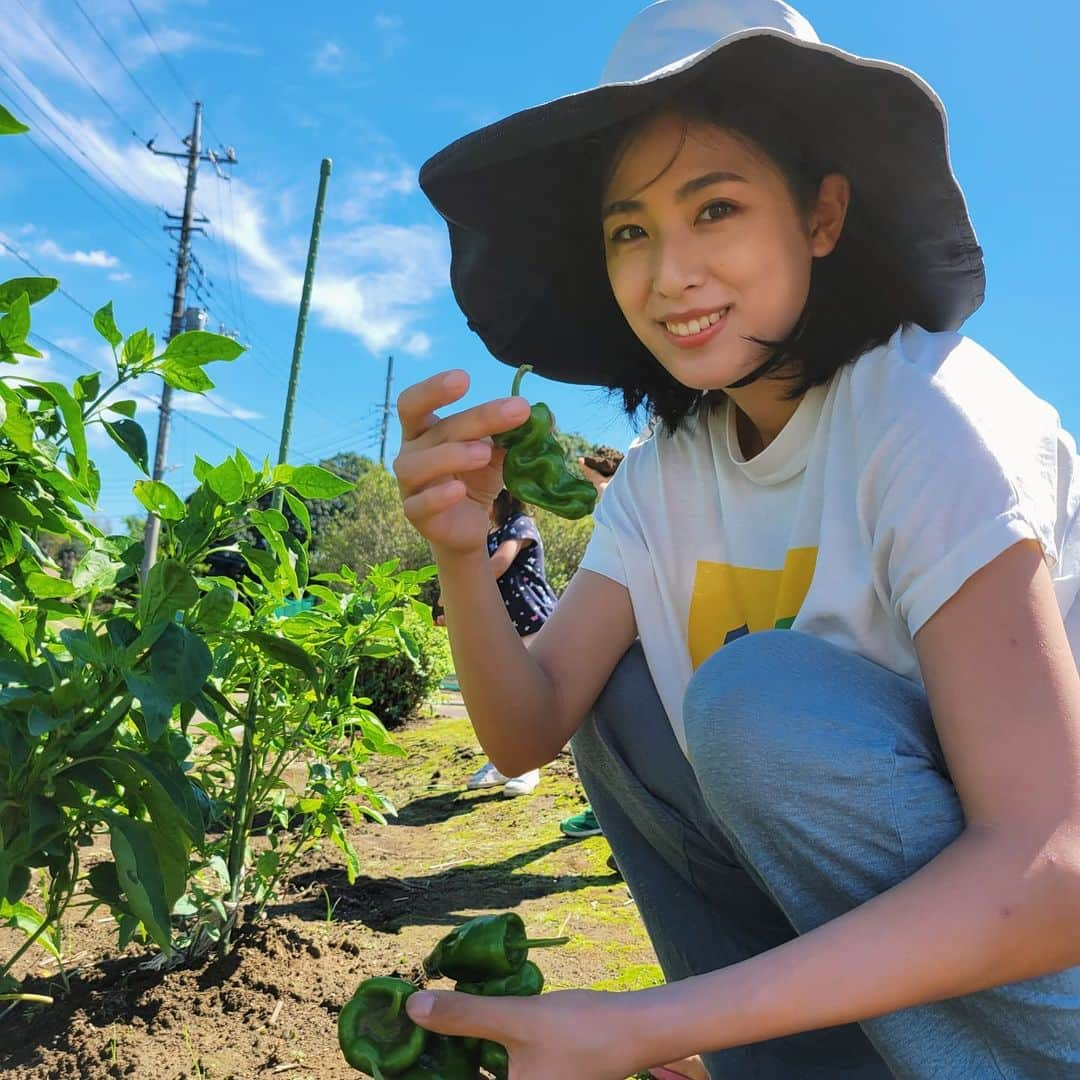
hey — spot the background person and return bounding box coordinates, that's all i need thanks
[458,489,558,797]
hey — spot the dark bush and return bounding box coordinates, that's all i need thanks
[355,612,453,727]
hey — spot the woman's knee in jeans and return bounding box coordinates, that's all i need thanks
[682,630,877,820]
[571,641,649,777]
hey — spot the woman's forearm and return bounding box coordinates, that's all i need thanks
[627,825,1080,1066]
[436,548,563,772]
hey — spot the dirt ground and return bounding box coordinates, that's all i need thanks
[0,696,662,1079]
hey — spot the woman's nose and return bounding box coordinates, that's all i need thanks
[652,233,707,298]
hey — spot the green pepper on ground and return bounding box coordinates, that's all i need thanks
[338,976,427,1076]
[423,912,569,981]
[492,364,598,520]
[395,1033,480,1079]
[455,959,544,998]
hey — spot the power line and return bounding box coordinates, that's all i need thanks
[71,0,184,142]
[126,0,196,107]
[0,52,163,229]
[0,237,99,318]
[15,0,147,151]
[0,80,164,259]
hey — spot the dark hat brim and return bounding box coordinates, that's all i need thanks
[420,31,984,388]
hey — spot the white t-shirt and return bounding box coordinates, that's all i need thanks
[581,325,1080,753]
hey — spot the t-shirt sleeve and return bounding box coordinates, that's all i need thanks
[579,442,648,587]
[501,513,539,547]
[858,334,1064,637]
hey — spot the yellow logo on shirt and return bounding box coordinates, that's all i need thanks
[687,547,818,669]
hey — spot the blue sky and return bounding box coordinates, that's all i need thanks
[1,0,1076,529]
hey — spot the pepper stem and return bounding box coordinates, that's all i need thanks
[509,364,533,397]
[522,936,570,949]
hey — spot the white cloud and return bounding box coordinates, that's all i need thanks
[108,271,132,282]
[2,14,445,364]
[313,41,345,74]
[38,239,120,269]
[338,161,416,222]
[372,14,406,58]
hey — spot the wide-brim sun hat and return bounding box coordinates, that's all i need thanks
[419,0,985,389]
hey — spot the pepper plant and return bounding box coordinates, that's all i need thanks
[0,274,247,991]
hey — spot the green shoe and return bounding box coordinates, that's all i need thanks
[560,806,603,838]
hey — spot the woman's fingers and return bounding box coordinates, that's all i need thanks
[397,369,530,448]
[393,439,492,494]
[397,369,470,442]
[401,479,468,524]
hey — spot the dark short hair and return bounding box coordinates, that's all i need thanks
[493,488,528,526]
[595,83,922,433]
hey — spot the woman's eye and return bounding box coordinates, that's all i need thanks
[698,201,735,223]
[609,223,646,243]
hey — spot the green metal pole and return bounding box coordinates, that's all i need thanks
[273,156,332,510]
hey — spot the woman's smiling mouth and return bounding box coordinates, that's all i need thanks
[660,306,730,346]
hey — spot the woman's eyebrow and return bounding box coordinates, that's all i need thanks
[602,170,749,220]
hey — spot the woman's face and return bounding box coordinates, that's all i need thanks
[602,112,847,393]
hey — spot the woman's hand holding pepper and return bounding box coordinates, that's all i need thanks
[405,986,656,1079]
[393,369,530,557]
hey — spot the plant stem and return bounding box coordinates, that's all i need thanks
[221,666,261,954]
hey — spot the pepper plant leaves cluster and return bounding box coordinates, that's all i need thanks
[1,122,431,995]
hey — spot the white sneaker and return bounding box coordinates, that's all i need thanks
[502,769,540,797]
[467,761,508,790]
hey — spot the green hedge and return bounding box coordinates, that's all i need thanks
[354,610,454,727]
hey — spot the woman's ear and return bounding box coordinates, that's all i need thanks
[809,173,850,257]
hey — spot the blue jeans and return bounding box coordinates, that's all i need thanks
[571,632,1080,1078]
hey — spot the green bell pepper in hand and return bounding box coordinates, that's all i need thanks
[338,976,427,1076]
[492,365,597,520]
[422,913,569,981]
[395,1033,480,1079]
[479,1039,509,1080]
[455,959,544,998]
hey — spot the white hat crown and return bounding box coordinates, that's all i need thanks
[600,0,820,85]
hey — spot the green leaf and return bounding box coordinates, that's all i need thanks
[22,379,88,482]
[0,277,57,310]
[250,507,288,532]
[93,302,123,348]
[24,572,75,599]
[158,360,214,393]
[288,464,354,500]
[133,479,185,521]
[122,673,175,741]
[73,371,101,404]
[71,548,121,593]
[0,605,28,658]
[246,631,320,683]
[0,293,30,346]
[0,385,33,450]
[139,559,199,626]
[102,418,149,473]
[102,811,181,955]
[192,455,213,483]
[148,623,212,703]
[1,900,61,961]
[205,456,244,502]
[283,490,311,538]
[159,330,245,365]
[106,398,137,418]
[190,584,235,630]
[122,328,155,370]
[0,105,29,135]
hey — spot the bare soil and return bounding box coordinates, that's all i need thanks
[0,698,661,1079]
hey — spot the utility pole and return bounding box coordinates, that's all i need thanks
[378,354,394,468]
[272,158,332,511]
[141,103,237,577]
